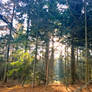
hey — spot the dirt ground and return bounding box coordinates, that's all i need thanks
[0,81,92,92]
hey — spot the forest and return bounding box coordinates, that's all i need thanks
[0,0,92,92]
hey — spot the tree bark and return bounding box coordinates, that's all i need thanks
[4,3,15,82]
[45,33,50,85]
[25,12,30,52]
[32,33,38,87]
[71,37,76,84]
[49,35,54,82]
[64,45,67,84]
[84,0,89,83]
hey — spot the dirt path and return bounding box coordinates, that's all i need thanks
[0,82,92,92]
[0,85,68,92]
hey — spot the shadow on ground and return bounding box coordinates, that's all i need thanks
[0,81,92,92]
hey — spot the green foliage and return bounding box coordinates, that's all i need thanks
[8,50,34,83]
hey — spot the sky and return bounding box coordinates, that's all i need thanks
[2,0,8,3]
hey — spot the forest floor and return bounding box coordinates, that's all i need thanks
[0,81,92,92]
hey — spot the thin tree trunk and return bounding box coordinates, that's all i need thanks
[32,33,38,87]
[4,3,15,82]
[45,33,49,85]
[76,47,79,67]
[49,34,54,82]
[71,37,76,84]
[76,47,79,80]
[25,13,30,52]
[84,0,89,83]
[64,45,67,83]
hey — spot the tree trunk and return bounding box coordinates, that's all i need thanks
[4,3,15,82]
[45,33,50,85]
[84,0,89,83]
[49,35,54,82]
[25,12,30,52]
[76,47,79,80]
[71,38,76,84]
[64,45,67,84]
[76,47,79,68]
[32,33,38,87]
